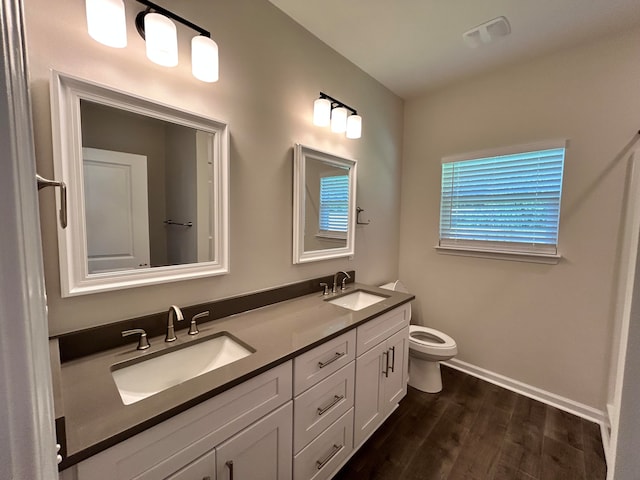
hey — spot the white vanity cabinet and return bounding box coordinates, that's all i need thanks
[73,362,292,480]
[292,330,357,480]
[164,450,215,480]
[353,305,410,448]
[62,303,412,480]
[216,402,293,480]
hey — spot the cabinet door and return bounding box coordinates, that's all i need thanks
[353,341,387,448]
[383,327,409,415]
[165,449,215,480]
[216,401,292,480]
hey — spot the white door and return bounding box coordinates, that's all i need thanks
[216,402,292,480]
[83,147,150,273]
[353,341,387,447]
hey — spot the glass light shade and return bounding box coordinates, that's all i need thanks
[144,13,178,67]
[192,36,219,82]
[330,107,348,133]
[346,115,362,139]
[313,98,331,127]
[86,0,127,48]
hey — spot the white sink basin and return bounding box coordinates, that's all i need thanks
[111,333,254,405]
[327,290,387,311]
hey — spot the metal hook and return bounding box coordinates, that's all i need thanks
[356,207,370,225]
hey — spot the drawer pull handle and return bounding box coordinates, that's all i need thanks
[389,346,396,373]
[317,394,345,416]
[318,351,346,369]
[382,351,389,377]
[316,444,342,470]
[226,460,234,480]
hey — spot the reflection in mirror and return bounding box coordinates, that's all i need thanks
[50,71,229,296]
[293,144,356,263]
[80,101,214,273]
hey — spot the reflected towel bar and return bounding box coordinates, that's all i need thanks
[164,219,193,227]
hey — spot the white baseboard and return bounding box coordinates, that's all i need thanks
[600,421,613,468]
[442,358,608,425]
[606,402,617,429]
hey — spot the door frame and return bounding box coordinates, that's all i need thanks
[0,0,57,478]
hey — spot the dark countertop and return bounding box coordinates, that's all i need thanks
[59,283,414,467]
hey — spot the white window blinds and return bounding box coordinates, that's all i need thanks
[439,147,565,255]
[319,175,349,233]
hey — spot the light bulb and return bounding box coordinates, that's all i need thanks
[86,0,127,48]
[313,98,331,127]
[192,36,219,82]
[330,107,347,133]
[144,13,178,67]
[346,115,362,139]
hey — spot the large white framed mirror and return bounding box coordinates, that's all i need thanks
[50,71,229,297]
[293,144,357,263]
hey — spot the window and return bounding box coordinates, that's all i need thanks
[438,142,565,259]
[319,174,349,237]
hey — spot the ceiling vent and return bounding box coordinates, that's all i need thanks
[463,16,511,48]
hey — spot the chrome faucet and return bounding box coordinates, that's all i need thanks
[165,305,184,342]
[333,271,351,293]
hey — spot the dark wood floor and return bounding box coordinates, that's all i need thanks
[334,366,606,480]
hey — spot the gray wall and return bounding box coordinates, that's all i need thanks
[24,0,404,335]
[165,124,198,265]
[400,27,640,410]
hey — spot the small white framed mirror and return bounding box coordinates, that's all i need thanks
[50,71,229,296]
[293,144,357,264]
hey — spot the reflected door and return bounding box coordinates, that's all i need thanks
[83,147,150,273]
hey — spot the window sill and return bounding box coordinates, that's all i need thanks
[315,233,347,241]
[434,245,562,265]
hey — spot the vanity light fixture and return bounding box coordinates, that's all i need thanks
[85,0,128,48]
[313,92,362,139]
[141,11,178,67]
[86,0,219,82]
[313,98,331,127]
[330,106,348,133]
[346,114,362,139]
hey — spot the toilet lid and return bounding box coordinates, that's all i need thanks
[409,325,456,348]
[391,280,409,293]
[379,280,409,293]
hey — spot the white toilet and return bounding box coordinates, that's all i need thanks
[380,280,458,394]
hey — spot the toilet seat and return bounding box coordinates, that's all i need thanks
[409,325,457,357]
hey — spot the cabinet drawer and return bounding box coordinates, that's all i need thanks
[356,304,410,356]
[293,408,354,480]
[294,330,356,395]
[77,361,292,480]
[293,362,354,453]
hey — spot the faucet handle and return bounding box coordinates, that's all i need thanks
[189,311,209,335]
[122,328,150,350]
[320,282,330,295]
[340,272,351,290]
